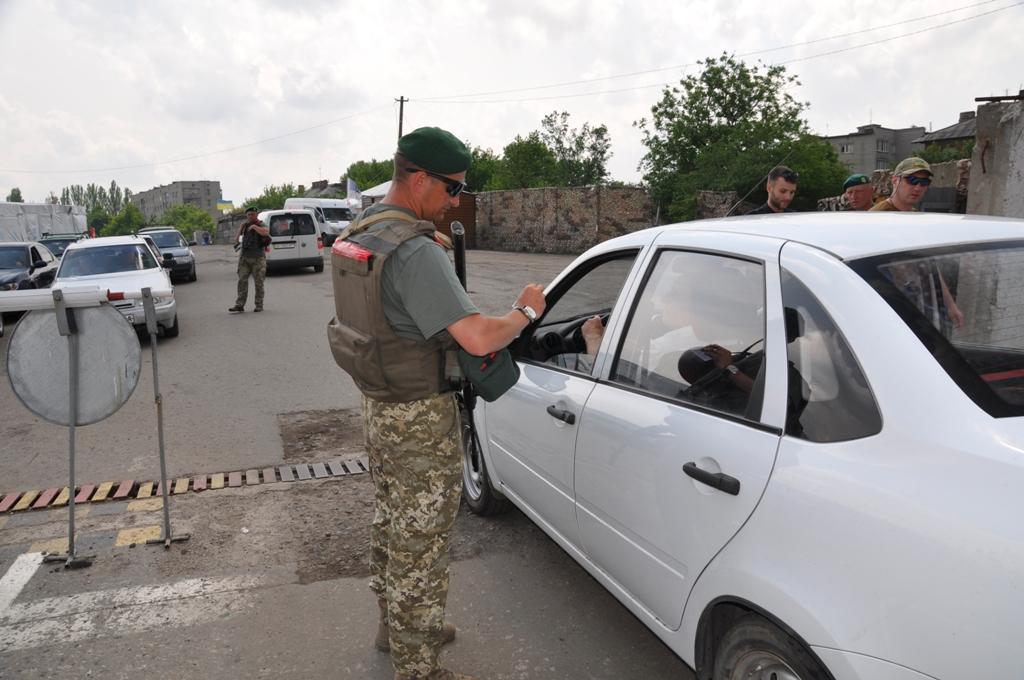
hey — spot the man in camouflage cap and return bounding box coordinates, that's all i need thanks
[870,157,933,212]
[842,173,875,211]
[328,126,546,680]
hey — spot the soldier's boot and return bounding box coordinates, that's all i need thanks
[393,670,478,680]
[375,600,456,652]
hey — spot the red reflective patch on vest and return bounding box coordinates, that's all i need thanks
[332,240,372,262]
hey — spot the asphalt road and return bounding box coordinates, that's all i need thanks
[0,245,696,679]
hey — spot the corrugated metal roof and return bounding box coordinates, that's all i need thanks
[913,118,977,144]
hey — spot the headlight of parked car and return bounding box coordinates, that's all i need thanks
[152,296,173,305]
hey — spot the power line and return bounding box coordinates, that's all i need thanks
[1,104,392,175]
[417,0,1020,105]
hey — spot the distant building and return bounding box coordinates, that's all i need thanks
[824,124,925,175]
[131,180,223,222]
[912,111,977,151]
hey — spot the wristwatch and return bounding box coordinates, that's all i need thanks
[725,364,740,376]
[513,303,538,322]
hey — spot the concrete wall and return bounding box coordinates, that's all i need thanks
[967,100,1024,219]
[475,186,652,254]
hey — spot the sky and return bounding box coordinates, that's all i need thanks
[1,0,1022,206]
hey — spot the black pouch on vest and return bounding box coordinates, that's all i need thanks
[456,348,520,402]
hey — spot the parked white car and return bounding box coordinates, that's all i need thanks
[54,236,179,337]
[260,208,324,273]
[463,212,1024,680]
[283,197,354,247]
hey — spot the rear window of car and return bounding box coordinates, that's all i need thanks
[322,208,354,221]
[148,231,186,249]
[270,214,317,237]
[40,239,75,257]
[851,240,1024,418]
[58,244,159,277]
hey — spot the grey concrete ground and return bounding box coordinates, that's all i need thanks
[0,245,695,680]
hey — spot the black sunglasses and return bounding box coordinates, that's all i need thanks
[406,168,466,197]
[902,175,932,187]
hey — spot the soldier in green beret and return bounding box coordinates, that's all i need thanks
[842,173,875,211]
[328,126,546,680]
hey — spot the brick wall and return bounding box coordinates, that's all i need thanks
[475,186,652,254]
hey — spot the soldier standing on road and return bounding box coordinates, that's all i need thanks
[328,127,546,680]
[229,206,269,313]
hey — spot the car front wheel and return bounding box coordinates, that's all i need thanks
[189,264,197,282]
[459,407,510,516]
[713,614,830,680]
[163,314,180,338]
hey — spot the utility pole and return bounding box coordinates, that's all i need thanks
[396,96,408,140]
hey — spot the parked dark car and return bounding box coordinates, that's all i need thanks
[0,241,60,337]
[38,234,86,259]
[0,242,59,291]
[137,227,197,282]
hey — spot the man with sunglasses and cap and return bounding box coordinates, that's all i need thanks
[871,157,932,212]
[746,165,799,215]
[328,126,545,680]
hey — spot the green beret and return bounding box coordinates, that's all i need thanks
[843,174,871,191]
[397,127,471,174]
[245,205,258,213]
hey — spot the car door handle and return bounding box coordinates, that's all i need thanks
[546,405,576,425]
[683,462,740,496]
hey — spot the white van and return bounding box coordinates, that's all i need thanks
[259,209,324,273]
[282,197,356,246]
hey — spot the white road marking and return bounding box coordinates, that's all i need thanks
[0,553,43,614]
[0,574,262,653]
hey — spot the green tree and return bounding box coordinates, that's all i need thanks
[342,159,393,192]
[157,204,215,236]
[636,53,846,221]
[241,183,300,212]
[919,140,974,165]
[540,111,613,186]
[88,206,112,235]
[6,187,24,202]
[465,146,503,192]
[106,203,145,236]
[492,133,559,190]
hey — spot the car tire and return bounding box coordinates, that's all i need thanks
[189,265,197,282]
[713,613,830,680]
[314,259,324,273]
[460,408,511,516]
[163,314,180,338]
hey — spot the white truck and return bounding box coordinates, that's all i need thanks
[282,197,356,246]
[0,202,88,242]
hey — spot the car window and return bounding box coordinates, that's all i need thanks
[851,240,1024,418]
[39,245,55,262]
[59,244,159,277]
[149,231,186,249]
[520,253,637,375]
[322,207,354,221]
[611,250,766,420]
[270,214,316,237]
[781,269,882,442]
[0,247,29,269]
[30,247,43,263]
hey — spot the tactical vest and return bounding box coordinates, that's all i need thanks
[327,209,455,402]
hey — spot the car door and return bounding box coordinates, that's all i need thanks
[30,246,57,287]
[574,232,787,631]
[482,251,641,546]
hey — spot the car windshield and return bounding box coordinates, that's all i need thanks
[851,240,1024,418]
[0,246,29,269]
[148,231,185,249]
[39,239,76,257]
[322,208,354,221]
[58,244,159,278]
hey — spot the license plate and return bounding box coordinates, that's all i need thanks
[274,243,296,249]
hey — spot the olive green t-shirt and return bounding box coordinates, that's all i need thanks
[363,203,478,341]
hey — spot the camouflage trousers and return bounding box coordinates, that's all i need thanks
[235,255,266,308]
[363,392,463,677]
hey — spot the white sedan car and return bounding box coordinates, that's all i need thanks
[54,235,179,337]
[463,213,1023,680]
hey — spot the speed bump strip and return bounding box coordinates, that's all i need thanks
[278,466,295,482]
[245,470,259,486]
[193,475,207,491]
[328,459,348,476]
[31,537,68,554]
[74,485,95,503]
[93,481,114,502]
[116,525,161,547]
[13,491,40,512]
[295,464,312,481]
[33,488,60,510]
[53,487,70,507]
[113,480,134,500]
[312,463,328,479]
[137,482,154,499]
[262,467,276,484]
[128,498,163,512]
[173,478,189,495]
[0,493,20,513]
[228,472,242,488]
[210,473,225,490]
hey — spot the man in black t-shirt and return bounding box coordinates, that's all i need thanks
[746,166,799,215]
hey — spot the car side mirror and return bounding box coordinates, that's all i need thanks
[31,259,46,270]
[162,253,175,268]
[188,240,197,246]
